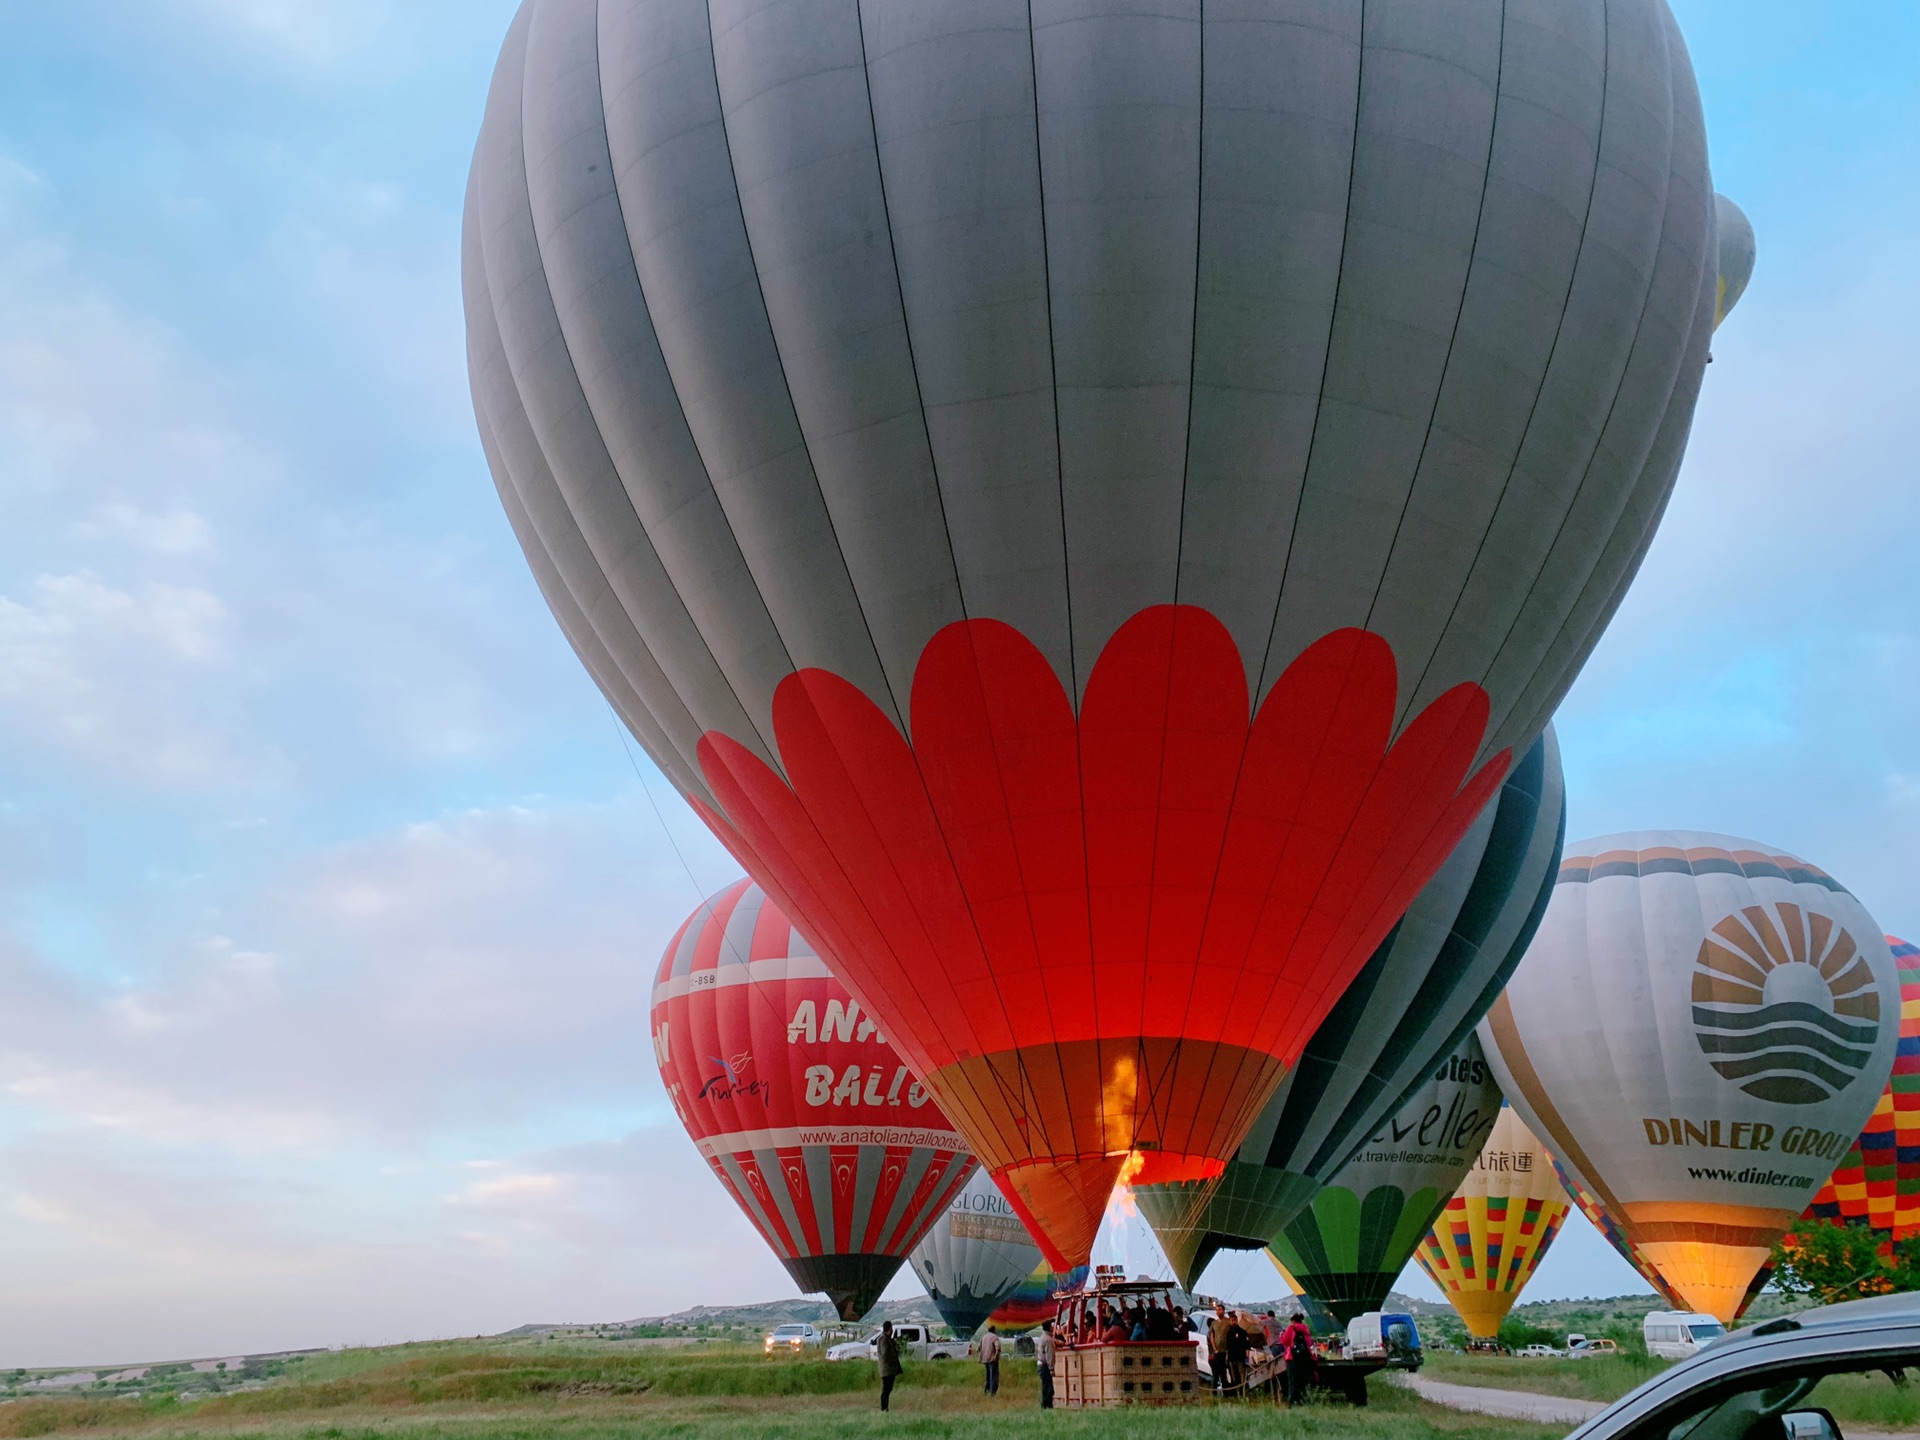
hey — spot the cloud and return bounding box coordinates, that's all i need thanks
[0,571,240,783]
[165,0,398,69]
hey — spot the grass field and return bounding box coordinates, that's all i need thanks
[0,1342,1562,1440]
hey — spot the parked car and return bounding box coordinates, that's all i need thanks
[1516,1343,1563,1358]
[764,1323,822,1354]
[1642,1310,1727,1360]
[1568,1294,1920,1440]
[1568,1338,1620,1359]
[824,1323,967,1362]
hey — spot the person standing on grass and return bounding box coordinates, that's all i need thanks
[1034,1321,1055,1410]
[1279,1311,1315,1406]
[978,1323,1002,1396]
[877,1320,902,1412]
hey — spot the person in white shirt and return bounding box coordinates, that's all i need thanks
[978,1324,1002,1396]
[1033,1322,1055,1409]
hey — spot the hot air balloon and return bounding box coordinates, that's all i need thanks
[907,1169,1044,1339]
[1416,1105,1573,1338]
[1714,194,1756,329]
[468,0,1731,1267]
[1138,729,1564,1284]
[989,1261,1092,1333]
[1265,1037,1502,1325]
[1803,938,1920,1239]
[1554,1159,1684,1307]
[651,879,975,1319]
[1479,833,1901,1324]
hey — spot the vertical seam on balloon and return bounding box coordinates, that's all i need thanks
[508,1,756,786]
[1155,16,1406,1157]
[1251,0,1365,708]
[1143,0,1209,1158]
[1490,165,1711,751]
[1360,0,1510,649]
[701,0,908,733]
[1471,0,1684,744]
[589,0,797,768]
[1152,5,1371,1167]
[852,0,967,629]
[1025,0,1074,703]
[851,0,1032,1150]
[1397,0,1613,732]
[476,30,714,806]
[1028,0,1102,1158]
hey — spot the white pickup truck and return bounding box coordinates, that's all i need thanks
[825,1323,968,1362]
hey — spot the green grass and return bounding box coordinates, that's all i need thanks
[0,1344,1562,1440]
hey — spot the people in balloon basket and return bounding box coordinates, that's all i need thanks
[978,1324,1001,1396]
[876,1320,901,1412]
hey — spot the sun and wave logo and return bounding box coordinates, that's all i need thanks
[1692,904,1881,1104]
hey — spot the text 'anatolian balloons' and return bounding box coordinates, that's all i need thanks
[1480,833,1899,1324]
[651,880,974,1320]
[469,0,1731,1266]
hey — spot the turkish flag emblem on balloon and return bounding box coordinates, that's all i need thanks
[695,607,1508,1265]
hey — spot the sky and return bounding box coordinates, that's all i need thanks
[0,0,1910,1367]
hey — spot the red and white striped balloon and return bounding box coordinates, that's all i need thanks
[651,879,975,1319]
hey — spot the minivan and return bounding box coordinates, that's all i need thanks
[1642,1311,1726,1358]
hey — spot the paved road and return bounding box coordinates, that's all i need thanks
[1400,1373,1608,1425]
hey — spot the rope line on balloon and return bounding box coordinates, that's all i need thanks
[606,700,788,1032]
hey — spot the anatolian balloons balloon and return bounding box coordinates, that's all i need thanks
[469,0,1734,1267]
[907,1169,1043,1339]
[1137,728,1564,1285]
[1480,834,1900,1323]
[652,880,974,1319]
[1416,1104,1572,1339]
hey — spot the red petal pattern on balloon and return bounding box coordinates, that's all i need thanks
[696,607,1509,1264]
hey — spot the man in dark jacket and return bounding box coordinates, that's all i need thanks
[877,1320,902,1411]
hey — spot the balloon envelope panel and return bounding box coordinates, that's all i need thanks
[1804,938,1920,1240]
[1137,728,1564,1284]
[1270,1036,1502,1326]
[907,1169,1044,1339]
[988,1261,1091,1333]
[1417,1106,1573,1337]
[651,880,975,1319]
[1480,833,1900,1323]
[471,0,1720,1266]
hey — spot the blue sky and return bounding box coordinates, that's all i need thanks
[0,1,1910,1364]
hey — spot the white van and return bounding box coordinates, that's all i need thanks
[1642,1311,1726,1359]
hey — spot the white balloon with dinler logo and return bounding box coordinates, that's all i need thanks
[1479,831,1897,1325]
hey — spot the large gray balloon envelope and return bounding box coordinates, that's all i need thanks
[466,0,1719,1264]
[907,1169,1044,1340]
[1137,726,1565,1287]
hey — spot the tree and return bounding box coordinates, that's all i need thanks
[1770,1219,1920,1303]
